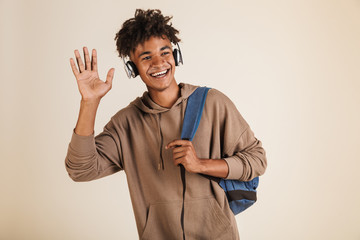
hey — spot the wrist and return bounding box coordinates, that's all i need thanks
[75,99,100,137]
[198,159,210,174]
[198,159,229,178]
[81,97,101,105]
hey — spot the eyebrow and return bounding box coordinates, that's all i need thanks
[137,45,172,58]
[138,51,151,58]
[160,46,171,51]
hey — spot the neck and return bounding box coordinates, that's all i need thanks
[148,82,180,108]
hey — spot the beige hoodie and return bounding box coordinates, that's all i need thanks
[65,83,267,240]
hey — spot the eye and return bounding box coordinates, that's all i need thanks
[161,51,170,56]
[142,56,151,61]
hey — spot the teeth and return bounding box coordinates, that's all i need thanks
[151,70,167,77]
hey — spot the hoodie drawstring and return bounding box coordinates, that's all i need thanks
[157,113,165,170]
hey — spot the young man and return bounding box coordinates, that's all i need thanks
[66,9,266,240]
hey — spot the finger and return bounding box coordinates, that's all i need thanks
[83,47,91,70]
[91,49,98,72]
[74,49,85,72]
[166,140,191,149]
[173,151,187,160]
[172,146,187,154]
[174,157,183,166]
[69,58,80,77]
[105,68,115,87]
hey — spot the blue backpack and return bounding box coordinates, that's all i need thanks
[181,87,259,215]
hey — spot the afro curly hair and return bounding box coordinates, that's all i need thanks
[114,9,181,58]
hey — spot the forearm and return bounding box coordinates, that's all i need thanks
[74,99,100,136]
[198,159,229,178]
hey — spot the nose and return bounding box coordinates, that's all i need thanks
[151,55,165,67]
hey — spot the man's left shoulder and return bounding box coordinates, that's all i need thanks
[205,87,235,107]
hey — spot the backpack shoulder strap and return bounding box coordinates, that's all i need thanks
[180,86,259,216]
[181,87,211,141]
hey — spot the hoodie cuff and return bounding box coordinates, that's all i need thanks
[224,156,244,180]
[69,130,96,154]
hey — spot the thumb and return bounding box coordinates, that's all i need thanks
[105,68,115,86]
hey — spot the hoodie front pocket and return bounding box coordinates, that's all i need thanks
[141,201,184,240]
[184,197,233,240]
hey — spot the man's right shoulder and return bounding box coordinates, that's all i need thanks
[111,102,141,122]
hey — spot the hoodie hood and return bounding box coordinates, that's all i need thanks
[131,83,198,114]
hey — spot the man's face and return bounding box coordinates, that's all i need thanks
[130,36,177,94]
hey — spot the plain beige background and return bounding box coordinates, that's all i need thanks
[1,0,360,239]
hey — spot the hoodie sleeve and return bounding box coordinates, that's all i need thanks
[223,127,267,181]
[65,118,123,182]
[206,89,267,181]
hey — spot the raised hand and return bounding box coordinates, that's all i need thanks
[70,47,114,102]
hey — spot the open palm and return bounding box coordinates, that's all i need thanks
[70,47,114,101]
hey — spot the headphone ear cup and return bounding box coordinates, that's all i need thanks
[126,61,139,78]
[173,48,183,66]
[173,49,179,66]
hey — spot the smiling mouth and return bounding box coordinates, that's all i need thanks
[150,69,169,78]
